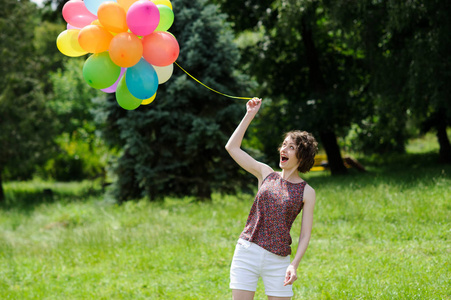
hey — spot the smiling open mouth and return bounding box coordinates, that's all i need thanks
[281,156,288,162]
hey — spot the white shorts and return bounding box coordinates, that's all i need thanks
[230,238,293,297]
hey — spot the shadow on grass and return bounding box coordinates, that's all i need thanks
[304,152,451,189]
[2,153,449,211]
[0,181,105,212]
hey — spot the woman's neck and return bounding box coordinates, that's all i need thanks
[280,168,302,182]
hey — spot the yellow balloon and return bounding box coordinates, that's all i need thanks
[56,29,87,57]
[91,19,101,26]
[141,92,157,105]
[117,0,138,12]
[151,0,172,10]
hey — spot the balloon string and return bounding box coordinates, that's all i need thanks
[174,62,253,100]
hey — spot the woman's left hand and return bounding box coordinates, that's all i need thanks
[284,265,298,286]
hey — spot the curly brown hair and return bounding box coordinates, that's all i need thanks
[280,131,318,173]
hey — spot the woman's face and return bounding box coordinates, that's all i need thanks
[279,136,300,170]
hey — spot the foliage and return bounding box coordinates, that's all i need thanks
[1,158,450,299]
[0,0,57,193]
[213,0,374,174]
[34,21,67,92]
[39,132,110,181]
[212,0,275,32]
[2,0,450,204]
[41,0,67,24]
[389,0,451,162]
[321,0,411,154]
[212,0,451,161]
[96,0,252,201]
[342,97,408,154]
[42,58,110,181]
[324,0,451,160]
[48,55,103,134]
[0,0,109,191]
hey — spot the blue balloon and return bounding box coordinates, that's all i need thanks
[84,0,116,15]
[126,58,159,100]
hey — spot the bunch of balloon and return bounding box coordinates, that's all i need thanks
[56,0,178,110]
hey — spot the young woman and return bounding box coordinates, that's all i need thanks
[225,98,318,300]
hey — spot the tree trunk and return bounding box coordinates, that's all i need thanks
[436,123,451,164]
[423,110,451,164]
[319,130,348,175]
[196,182,212,202]
[300,9,347,175]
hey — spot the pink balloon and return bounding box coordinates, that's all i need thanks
[126,0,160,36]
[62,0,97,28]
[66,23,80,30]
[101,68,127,93]
[142,31,179,67]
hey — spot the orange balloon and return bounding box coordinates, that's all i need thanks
[117,0,138,12]
[78,25,113,53]
[98,2,128,33]
[109,32,143,67]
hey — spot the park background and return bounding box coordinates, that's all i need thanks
[0,0,450,299]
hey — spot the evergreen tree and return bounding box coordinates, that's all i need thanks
[97,0,251,201]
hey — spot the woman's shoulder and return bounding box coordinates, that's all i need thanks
[303,184,316,203]
[260,166,276,180]
[256,165,275,188]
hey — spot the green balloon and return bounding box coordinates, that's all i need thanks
[83,52,121,89]
[156,5,174,32]
[116,76,142,110]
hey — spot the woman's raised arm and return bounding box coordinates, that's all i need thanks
[225,98,273,185]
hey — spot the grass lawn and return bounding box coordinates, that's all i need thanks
[0,153,450,299]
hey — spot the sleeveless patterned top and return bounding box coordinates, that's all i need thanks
[239,172,307,256]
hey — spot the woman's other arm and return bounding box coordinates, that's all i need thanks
[284,185,316,286]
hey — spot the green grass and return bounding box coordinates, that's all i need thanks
[1,155,450,299]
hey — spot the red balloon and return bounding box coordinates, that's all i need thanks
[142,32,179,67]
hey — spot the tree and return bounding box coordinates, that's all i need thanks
[220,0,370,174]
[391,0,451,163]
[321,0,410,154]
[324,0,451,161]
[35,10,111,181]
[97,0,252,201]
[0,0,57,201]
[43,58,109,181]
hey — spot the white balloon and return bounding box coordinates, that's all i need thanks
[152,64,174,84]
